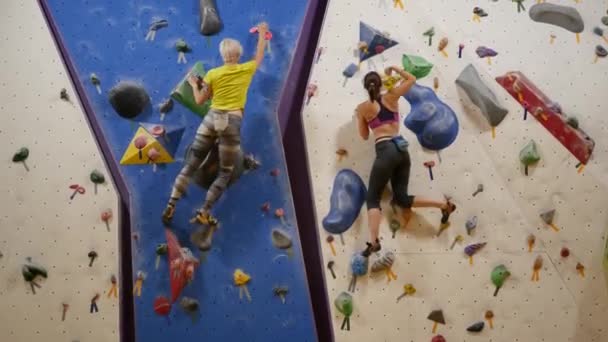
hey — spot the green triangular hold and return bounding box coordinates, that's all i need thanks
[519,140,541,166]
[402,54,434,79]
[171,61,211,118]
[334,292,353,316]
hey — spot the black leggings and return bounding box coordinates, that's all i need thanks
[366,137,414,210]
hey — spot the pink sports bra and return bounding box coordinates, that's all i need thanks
[368,100,399,129]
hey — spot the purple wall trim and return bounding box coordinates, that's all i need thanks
[276,0,333,341]
[36,1,136,341]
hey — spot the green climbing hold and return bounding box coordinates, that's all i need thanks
[12,147,30,171]
[519,140,540,176]
[335,291,353,331]
[566,117,579,129]
[90,73,100,85]
[171,61,211,117]
[402,54,434,79]
[175,39,190,53]
[90,170,105,184]
[156,243,168,255]
[491,264,510,297]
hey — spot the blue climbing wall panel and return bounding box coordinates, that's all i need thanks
[43,0,317,341]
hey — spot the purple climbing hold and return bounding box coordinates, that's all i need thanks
[467,321,485,332]
[476,46,498,58]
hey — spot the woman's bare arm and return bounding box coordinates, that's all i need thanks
[188,76,212,105]
[385,66,416,99]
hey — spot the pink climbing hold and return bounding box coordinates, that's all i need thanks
[432,335,446,342]
[134,136,148,160]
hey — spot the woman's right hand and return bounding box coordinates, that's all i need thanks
[257,22,269,35]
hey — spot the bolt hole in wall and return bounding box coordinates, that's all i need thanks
[303,0,608,341]
[38,0,322,341]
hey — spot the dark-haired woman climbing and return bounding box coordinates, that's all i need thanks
[355,66,456,257]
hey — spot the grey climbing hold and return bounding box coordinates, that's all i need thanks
[602,16,608,27]
[108,81,150,119]
[529,3,584,33]
[200,0,222,36]
[371,251,395,272]
[465,216,478,235]
[456,64,508,126]
[271,229,293,250]
[596,45,608,57]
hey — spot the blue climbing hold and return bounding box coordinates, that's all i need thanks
[350,253,369,276]
[322,169,367,235]
[403,84,459,150]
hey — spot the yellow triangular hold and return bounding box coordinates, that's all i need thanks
[120,127,175,165]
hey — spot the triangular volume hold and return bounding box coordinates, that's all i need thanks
[138,122,185,157]
[120,127,175,165]
[359,22,399,62]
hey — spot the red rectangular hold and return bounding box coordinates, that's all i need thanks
[496,72,594,164]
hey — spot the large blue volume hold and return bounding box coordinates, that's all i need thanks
[322,169,367,234]
[403,83,459,150]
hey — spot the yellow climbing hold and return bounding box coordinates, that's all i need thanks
[234,269,252,302]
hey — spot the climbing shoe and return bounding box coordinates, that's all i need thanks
[361,239,381,257]
[190,210,218,226]
[162,203,175,225]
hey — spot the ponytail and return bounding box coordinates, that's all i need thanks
[363,71,381,103]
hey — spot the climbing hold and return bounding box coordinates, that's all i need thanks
[476,46,498,64]
[90,73,101,94]
[90,293,100,313]
[145,19,168,41]
[450,235,463,250]
[527,234,536,252]
[438,38,449,58]
[593,27,608,43]
[540,209,559,232]
[432,336,446,342]
[61,303,69,321]
[456,64,509,130]
[322,169,366,235]
[472,184,484,197]
[101,209,112,232]
[560,247,570,258]
[60,88,70,102]
[133,271,145,297]
[107,274,118,298]
[273,286,289,304]
[199,0,222,36]
[596,45,608,59]
[424,161,435,180]
[12,147,30,171]
[326,236,337,256]
[491,264,511,296]
[389,219,401,238]
[513,0,526,13]
[335,292,353,331]
[69,184,86,200]
[473,7,488,17]
[306,84,318,105]
[465,216,478,235]
[433,77,439,91]
[88,251,98,267]
[402,54,434,79]
[428,310,446,334]
[566,116,579,129]
[520,140,541,176]
[371,251,397,282]
[348,253,369,292]
[576,262,585,277]
[90,170,105,194]
[179,297,199,313]
[159,98,173,121]
[403,84,459,150]
[108,81,150,119]
[342,63,359,87]
[327,260,336,279]
[175,39,191,64]
[234,269,252,302]
[359,22,398,63]
[529,3,584,34]
[485,310,494,329]
[155,243,168,270]
[171,62,211,117]
[603,16,608,27]
[458,44,465,58]
[22,258,47,294]
[467,321,485,332]
[531,255,543,281]
[465,242,486,265]
[396,283,416,302]
[423,27,435,46]
[271,229,293,256]
[153,296,171,316]
[335,148,348,161]
[147,148,160,172]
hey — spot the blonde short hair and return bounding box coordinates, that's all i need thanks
[219,38,243,63]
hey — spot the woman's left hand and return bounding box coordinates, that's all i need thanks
[187,75,199,88]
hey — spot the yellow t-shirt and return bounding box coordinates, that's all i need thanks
[203,60,257,111]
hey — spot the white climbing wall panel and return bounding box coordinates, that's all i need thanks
[0,1,120,341]
[303,0,608,341]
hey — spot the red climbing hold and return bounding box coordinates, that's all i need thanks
[153,296,171,316]
[432,335,446,342]
[496,72,594,164]
[165,229,199,302]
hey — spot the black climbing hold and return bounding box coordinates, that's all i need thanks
[596,45,608,58]
[108,81,150,119]
[159,98,174,114]
[467,321,485,332]
[602,16,608,27]
[566,117,579,129]
[200,0,222,36]
[179,297,199,313]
